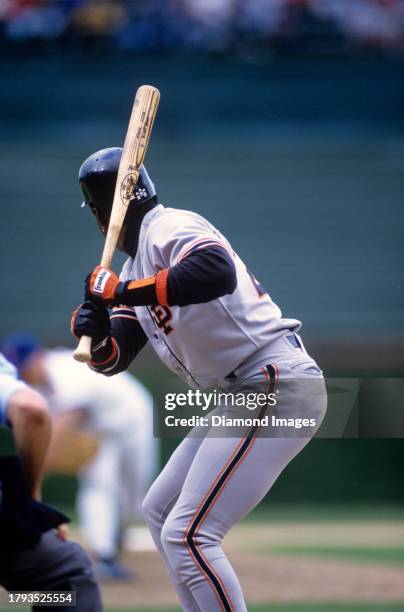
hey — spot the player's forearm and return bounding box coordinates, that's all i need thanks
[7,389,51,500]
[89,308,148,376]
[114,246,237,307]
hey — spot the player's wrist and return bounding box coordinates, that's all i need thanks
[114,281,129,305]
[115,277,158,307]
[91,335,111,353]
[90,335,116,365]
[71,301,111,341]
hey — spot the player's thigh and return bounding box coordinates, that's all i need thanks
[143,433,204,519]
[166,434,311,539]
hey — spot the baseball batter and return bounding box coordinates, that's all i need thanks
[72,147,327,611]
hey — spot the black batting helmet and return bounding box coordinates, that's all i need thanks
[79,147,157,233]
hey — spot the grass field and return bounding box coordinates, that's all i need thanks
[2,505,403,611]
[90,504,404,611]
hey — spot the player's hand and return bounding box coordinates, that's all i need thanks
[71,300,110,342]
[85,265,123,306]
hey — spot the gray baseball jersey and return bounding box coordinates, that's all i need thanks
[120,205,301,388]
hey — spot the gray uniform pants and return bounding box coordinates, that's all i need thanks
[0,531,102,611]
[143,334,327,612]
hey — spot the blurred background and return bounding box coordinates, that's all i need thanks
[0,1,403,610]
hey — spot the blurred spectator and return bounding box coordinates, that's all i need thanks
[236,0,285,40]
[71,0,126,37]
[178,0,236,50]
[310,0,404,51]
[4,0,69,41]
[0,0,403,54]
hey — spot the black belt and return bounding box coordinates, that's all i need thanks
[226,333,303,380]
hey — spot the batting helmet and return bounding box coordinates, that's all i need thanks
[78,147,157,256]
[79,147,157,233]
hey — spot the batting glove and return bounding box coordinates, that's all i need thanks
[85,265,125,306]
[71,301,110,346]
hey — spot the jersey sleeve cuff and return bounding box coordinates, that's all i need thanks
[156,269,169,306]
[90,336,119,367]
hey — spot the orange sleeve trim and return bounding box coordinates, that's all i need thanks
[156,268,169,306]
[127,276,156,291]
[90,337,118,367]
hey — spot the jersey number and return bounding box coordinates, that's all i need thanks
[151,305,173,335]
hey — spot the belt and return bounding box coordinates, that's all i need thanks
[226,332,303,380]
[285,333,303,350]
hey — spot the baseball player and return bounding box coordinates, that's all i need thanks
[72,147,327,611]
[0,351,102,610]
[2,335,158,580]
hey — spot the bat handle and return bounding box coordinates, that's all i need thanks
[73,335,92,363]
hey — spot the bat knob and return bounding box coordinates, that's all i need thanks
[73,335,92,363]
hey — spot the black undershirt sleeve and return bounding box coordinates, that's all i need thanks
[167,245,237,306]
[114,245,237,308]
[110,311,148,370]
[89,309,148,376]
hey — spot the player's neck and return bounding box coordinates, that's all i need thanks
[122,197,158,257]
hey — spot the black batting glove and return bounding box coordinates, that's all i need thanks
[71,300,110,348]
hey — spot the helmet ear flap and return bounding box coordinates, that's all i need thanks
[80,181,92,204]
[90,205,108,235]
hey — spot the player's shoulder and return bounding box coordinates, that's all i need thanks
[147,205,213,241]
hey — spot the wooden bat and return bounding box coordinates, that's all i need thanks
[73,84,160,363]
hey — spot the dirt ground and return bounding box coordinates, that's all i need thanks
[100,521,404,608]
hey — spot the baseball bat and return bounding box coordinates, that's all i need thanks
[73,84,160,363]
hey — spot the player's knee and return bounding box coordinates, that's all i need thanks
[160,515,182,552]
[160,515,190,572]
[141,492,153,525]
[142,487,162,529]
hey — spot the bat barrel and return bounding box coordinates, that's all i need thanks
[74,84,160,365]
